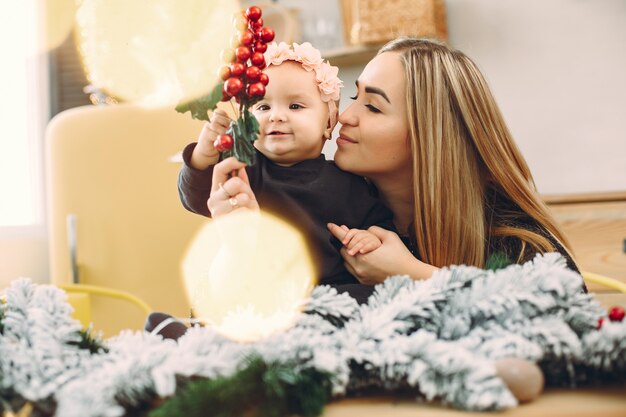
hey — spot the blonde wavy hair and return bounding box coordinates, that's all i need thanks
[379,38,574,268]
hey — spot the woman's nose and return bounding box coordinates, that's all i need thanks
[338,103,357,126]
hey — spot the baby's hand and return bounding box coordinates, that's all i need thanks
[191,109,232,169]
[340,227,382,255]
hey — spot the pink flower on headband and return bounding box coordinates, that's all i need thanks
[316,61,342,102]
[292,42,323,71]
[264,41,343,103]
[264,41,294,66]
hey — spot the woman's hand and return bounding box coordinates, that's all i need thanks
[327,224,438,285]
[208,157,259,217]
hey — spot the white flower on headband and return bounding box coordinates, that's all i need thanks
[264,42,343,103]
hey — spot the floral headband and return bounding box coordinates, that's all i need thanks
[264,42,343,129]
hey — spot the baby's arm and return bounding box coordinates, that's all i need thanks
[340,227,382,256]
[189,109,231,170]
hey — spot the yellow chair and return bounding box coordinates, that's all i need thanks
[583,271,626,311]
[45,104,207,336]
[59,283,152,331]
[582,271,626,294]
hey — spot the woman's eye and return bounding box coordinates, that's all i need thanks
[349,95,357,100]
[366,104,381,114]
[289,103,303,110]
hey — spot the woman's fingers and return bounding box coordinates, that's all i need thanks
[367,225,393,240]
[208,157,259,217]
[208,191,247,214]
[208,188,256,217]
[210,157,248,193]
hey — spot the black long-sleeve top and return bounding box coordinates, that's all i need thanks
[178,143,586,303]
[178,143,395,295]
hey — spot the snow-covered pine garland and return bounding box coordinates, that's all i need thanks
[0,253,624,417]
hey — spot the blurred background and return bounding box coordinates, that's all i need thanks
[1,0,624,335]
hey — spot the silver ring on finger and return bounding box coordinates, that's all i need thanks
[228,197,239,208]
[219,182,232,198]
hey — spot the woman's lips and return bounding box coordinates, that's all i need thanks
[336,135,357,146]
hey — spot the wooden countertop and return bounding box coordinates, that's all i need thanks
[323,387,626,417]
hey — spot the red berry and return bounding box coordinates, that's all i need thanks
[218,66,232,81]
[214,134,234,152]
[608,306,625,322]
[224,77,244,96]
[246,6,262,22]
[245,65,261,81]
[260,27,275,43]
[250,17,264,30]
[235,46,251,62]
[221,90,231,101]
[240,30,255,47]
[597,317,604,329]
[258,73,269,86]
[250,52,265,67]
[253,40,267,53]
[230,62,246,77]
[254,28,264,40]
[247,82,265,98]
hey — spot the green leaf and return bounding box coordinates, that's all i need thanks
[243,108,261,138]
[485,251,512,271]
[67,327,108,354]
[150,355,331,417]
[232,117,256,165]
[175,81,224,122]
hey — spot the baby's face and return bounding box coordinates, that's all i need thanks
[252,61,330,166]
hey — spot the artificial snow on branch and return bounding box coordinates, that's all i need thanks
[0,254,624,417]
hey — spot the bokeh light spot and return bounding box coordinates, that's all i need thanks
[75,0,239,106]
[182,210,317,342]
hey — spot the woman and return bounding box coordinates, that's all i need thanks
[196,37,582,289]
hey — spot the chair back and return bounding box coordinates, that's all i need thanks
[46,104,205,336]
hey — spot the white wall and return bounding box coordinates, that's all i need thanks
[326,0,626,195]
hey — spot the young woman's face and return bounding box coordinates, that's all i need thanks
[334,52,411,179]
[252,62,329,166]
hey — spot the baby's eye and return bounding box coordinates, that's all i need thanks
[255,104,270,111]
[289,103,304,110]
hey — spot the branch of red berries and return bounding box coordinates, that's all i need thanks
[176,5,274,165]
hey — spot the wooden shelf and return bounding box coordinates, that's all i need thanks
[543,190,626,205]
[322,44,381,67]
[545,192,626,291]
